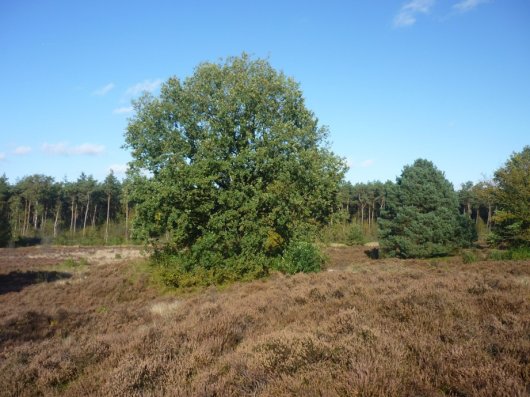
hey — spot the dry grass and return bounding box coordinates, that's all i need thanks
[0,246,529,396]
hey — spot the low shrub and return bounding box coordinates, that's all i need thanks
[489,247,530,261]
[509,247,530,260]
[276,241,324,275]
[347,223,365,246]
[153,250,269,289]
[59,258,89,269]
[152,239,325,289]
[318,221,371,246]
[461,251,478,264]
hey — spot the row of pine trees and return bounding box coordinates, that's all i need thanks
[0,172,134,246]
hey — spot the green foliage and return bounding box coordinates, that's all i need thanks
[52,222,137,246]
[491,146,530,247]
[276,241,324,274]
[318,215,367,246]
[461,250,478,264]
[58,257,89,269]
[0,175,11,247]
[347,223,365,245]
[125,54,346,281]
[379,159,476,258]
[488,247,530,261]
[153,249,268,288]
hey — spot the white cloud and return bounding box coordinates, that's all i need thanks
[42,142,105,156]
[453,0,488,12]
[108,163,129,175]
[113,106,133,115]
[13,146,32,155]
[0,152,5,161]
[394,0,435,27]
[361,159,375,168]
[125,79,162,96]
[93,83,115,96]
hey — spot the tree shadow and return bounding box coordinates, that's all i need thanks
[364,248,379,259]
[0,270,72,295]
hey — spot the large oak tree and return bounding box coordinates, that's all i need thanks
[124,54,346,279]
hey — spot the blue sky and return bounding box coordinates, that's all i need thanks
[1,0,529,188]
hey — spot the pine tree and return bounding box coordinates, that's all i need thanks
[379,159,475,258]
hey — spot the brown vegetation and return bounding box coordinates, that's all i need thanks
[0,246,529,396]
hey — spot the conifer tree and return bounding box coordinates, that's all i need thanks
[379,159,475,258]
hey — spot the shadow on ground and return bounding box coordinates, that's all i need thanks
[0,270,72,295]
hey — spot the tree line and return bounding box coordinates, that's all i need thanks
[0,171,137,246]
[1,147,527,254]
[335,177,495,234]
[328,146,530,255]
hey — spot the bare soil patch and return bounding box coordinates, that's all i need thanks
[0,245,529,396]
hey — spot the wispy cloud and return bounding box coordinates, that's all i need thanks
[42,142,105,156]
[13,146,32,155]
[108,164,129,175]
[453,0,489,13]
[113,106,133,115]
[361,159,375,168]
[394,0,435,27]
[125,79,162,96]
[346,158,376,169]
[93,83,115,96]
[0,152,5,161]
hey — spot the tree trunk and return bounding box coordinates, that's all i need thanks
[125,201,129,243]
[105,193,110,244]
[83,194,90,237]
[487,204,492,231]
[42,206,47,233]
[33,201,38,231]
[73,203,77,234]
[14,207,19,235]
[53,204,61,238]
[33,210,37,230]
[92,204,98,229]
[26,201,32,236]
[361,204,364,226]
[70,198,75,234]
[22,200,28,236]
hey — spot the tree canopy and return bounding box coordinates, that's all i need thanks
[124,54,346,282]
[492,146,530,247]
[379,159,474,258]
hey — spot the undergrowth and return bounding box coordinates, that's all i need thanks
[150,241,325,290]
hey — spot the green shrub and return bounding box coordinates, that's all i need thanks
[488,250,509,261]
[510,247,530,260]
[277,241,324,275]
[59,258,89,269]
[347,223,365,246]
[489,247,530,261]
[153,250,269,289]
[461,251,478,264]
